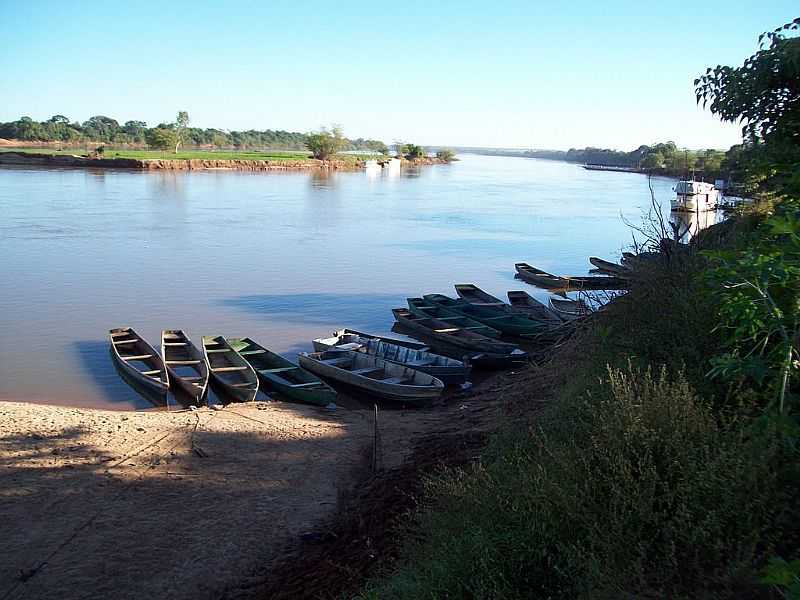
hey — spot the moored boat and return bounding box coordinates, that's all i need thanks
[202,335,259,403]
[229,337,337,407]
[506,290,564,323]
[161,329,209,404]
[392,308,528,369]
[109,327,169,396]
[313,331,471,385]
[407,297,502,339]
[588,257,630,277]
[515,262,627,291]
[549,297,592,319]
[298,350,444,405]
[422,293,545,338]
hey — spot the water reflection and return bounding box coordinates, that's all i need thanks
[670,209,724,242]
[310,169,336,189]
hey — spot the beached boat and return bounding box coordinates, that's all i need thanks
[313,331,470,385]
[671,180,720,212]
[392,308,528,368]
[228,337,336,407]
[109,327,169,396]
[202,335,259,403]
[161,330,208,404]
[407,297,502,339]
[515,263,627,291]
[588,257,630,277]
[298,350,444,405]
[506,290,566,323]
[421,293,545,338]
[326,328,429,351]
[549,297,592,319]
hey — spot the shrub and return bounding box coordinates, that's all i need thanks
[305,126,346,160]
[361,365,788,599]
[435,148,457,162]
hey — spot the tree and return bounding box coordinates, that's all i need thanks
[436,148,457,162]
[174,111,190,153]
[145,127,177,151]
[305,125,346,160]
[404,144,425,160]
[48,115,69,124]
[641,152,664,170]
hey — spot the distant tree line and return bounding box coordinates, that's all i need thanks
[0,114,389,153]
[524,142,734,179]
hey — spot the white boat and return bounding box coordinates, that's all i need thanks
[671,180,720,212]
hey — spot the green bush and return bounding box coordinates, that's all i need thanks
[360,365,787,599]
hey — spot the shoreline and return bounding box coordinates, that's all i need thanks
[0,150,449,172]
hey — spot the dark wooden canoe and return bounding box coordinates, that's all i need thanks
[161,329,208,404]
[109,327,169,396]
[313,331,471,385]
[298,350,444,405]
[407,297,502,339]
[506,291,565,324]
[392,308,528,369]
[589,256,630,277]
[202,335,259,403]
[549,297,592,319]
[229,337,337,407]
[515,263,628,291]
[422,293,545,338]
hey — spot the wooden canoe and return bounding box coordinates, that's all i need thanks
[161,329,209,404]
[298,350,444,405]
[229,337,337,407]
[506,291,565,324]
[588,257,630,277]
[313,331,471,385]
[202,335,259,403]
[392,308,528,369]
[549,297,592,319]
[407,297,502,339]
[109,327,169,396]
[422,293,545,338]
[515,263,628,291]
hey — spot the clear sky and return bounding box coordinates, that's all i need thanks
[0,1,796,150]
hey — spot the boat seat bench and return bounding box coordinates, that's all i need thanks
[321,357,351,366]
[213,366,250,372]
[113,339,139,345]
[381,377,413,385]
[289,382,323,388]
[351,368,385,377]
[121,354,153,361]
[141,369,162,376]
[260,367,298,374]
[206,349,233,354]
[240,350,267,355]
[167,360,202,365]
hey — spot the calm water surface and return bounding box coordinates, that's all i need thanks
[0,154,681,409]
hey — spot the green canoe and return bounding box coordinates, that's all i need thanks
[229,337,337,407]
[422,293,546,338]
[407,297,502,339]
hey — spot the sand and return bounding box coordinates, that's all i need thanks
[0,384,513,599]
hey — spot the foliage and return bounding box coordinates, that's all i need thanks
[0,114,388,153]
[305,125,347,160]
[174,110,190,153]
[145,127,177,151]
[404,144,425,159]
[361,366,788,600]
[435,148,457,162]
[761,557,800,599]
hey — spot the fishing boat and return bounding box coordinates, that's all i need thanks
[407,297,502,339]
[392,308,528,368]
[588,257,630,277]
[549,297,592,319]
[228,337,337,407]
[202,335,259,403]
[325,328,429,351]
[298,350,444,405]
[161,330,209,404]
[421,293,545,338]
[313,331,470,385]
[506,291,565,323]
[454,284,550,320]
[109,327,169,396]
[515,263,627,291]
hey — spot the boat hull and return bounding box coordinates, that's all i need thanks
[109,327,169,396]
[203,336,259,403]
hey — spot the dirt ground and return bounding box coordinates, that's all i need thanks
[0,369,533,600]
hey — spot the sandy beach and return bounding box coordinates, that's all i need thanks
[0,378,517,600]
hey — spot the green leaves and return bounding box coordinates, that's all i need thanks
[760,556,800,599]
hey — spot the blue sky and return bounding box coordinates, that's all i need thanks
[0,1,796,150]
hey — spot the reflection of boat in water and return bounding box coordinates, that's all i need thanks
[671,208,724,241]
[671,180,720,212]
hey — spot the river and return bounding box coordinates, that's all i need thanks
[0,154,686,409]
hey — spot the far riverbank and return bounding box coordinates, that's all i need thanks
[0,150,449,172]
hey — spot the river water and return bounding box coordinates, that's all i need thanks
[0,154,685,409]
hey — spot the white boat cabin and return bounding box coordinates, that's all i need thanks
[671,180,720,212]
